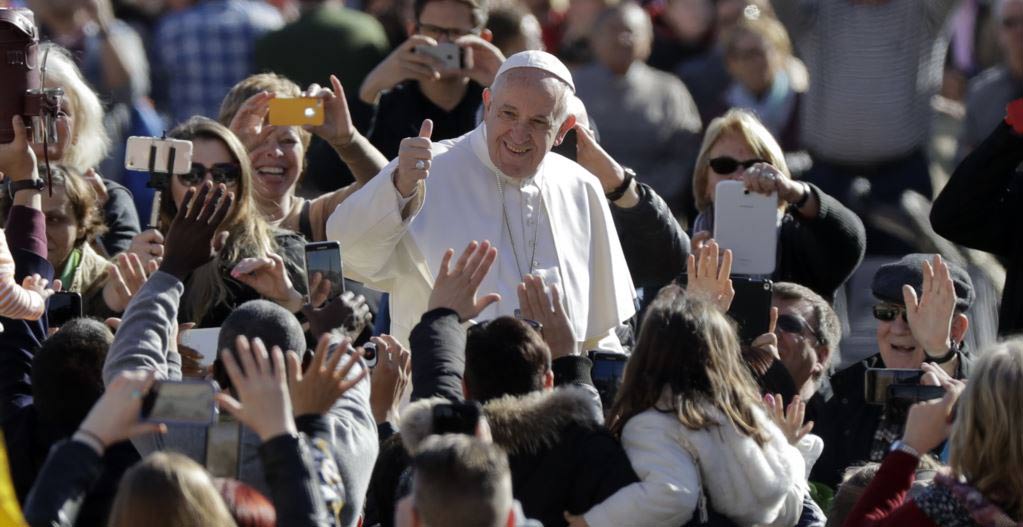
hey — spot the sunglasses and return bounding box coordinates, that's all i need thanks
[178,163,241,187]
[775,313,823,345]
[708,156,766,175]
[872,304,907,323]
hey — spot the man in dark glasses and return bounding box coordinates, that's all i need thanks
[769,282,842,404]
[810,253,974,489]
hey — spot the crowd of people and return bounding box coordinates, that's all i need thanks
[0,0,1021,525]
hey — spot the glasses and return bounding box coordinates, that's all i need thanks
[775,313,823,345]
[708,156,766,175]
[416,22,478,41]
[178,163,241,187]
[872,304,907,323]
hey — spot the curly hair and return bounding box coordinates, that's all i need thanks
[0,164,107,247]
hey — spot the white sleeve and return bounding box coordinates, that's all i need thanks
[325,161,422,284]
[583,413,700,527]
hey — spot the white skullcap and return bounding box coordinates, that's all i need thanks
[494,51,575,92]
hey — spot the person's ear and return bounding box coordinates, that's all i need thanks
[462,378,471,400]
[811,344,831,380]
[553,114,577,146]
[543,369,554,390]
[481,28,493,42]
[950,314,969,345]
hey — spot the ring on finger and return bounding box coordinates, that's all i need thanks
[415,160,426,170]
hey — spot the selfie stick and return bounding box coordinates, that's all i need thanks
[146,132,176,230]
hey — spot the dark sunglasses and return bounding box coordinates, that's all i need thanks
[178,163,241,187]
[872,304,907,323]
[775,313,823,345]
[708,156,766,175]
[468,318,544,335]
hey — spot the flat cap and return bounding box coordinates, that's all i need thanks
[494,50,575,92]
[871,254,974,311]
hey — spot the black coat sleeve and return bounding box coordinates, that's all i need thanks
[931,122,1023,256]
[100,180,142,256]
[611,182,690,290]
[409,308,466,402]
[777,184,866,300]
[259,433,331,527]
[23,440,104,527]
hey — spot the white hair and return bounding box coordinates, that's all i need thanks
[39,44,111,172]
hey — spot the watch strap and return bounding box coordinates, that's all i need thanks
[9,179,45,195]
[792,182,811,209]
[605,168,635,202]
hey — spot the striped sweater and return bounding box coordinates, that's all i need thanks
[0,228,46,320]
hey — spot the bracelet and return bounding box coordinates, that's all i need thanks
[890,439,921,459]
[605,167,635,202]
[791,182,811,209]
[926,344,959,365]
[73,429,107,455]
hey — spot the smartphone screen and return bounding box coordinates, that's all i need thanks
[205,419,241,479]
[305,241,344,302]
[47,292,82,328]
[141,380,216,425]
[589,352,628,409]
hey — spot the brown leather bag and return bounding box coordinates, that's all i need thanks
[0,8,40,144]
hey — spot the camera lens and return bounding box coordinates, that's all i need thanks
[363,342,377,361]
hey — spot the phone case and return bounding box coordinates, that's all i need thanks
[414,42,462,69]
[268,98,324,126]
[124,136,193,175]
[713,180,778,275]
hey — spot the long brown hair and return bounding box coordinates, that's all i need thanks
[164,117,276,323]
[607,285,771,445]
[108,452,236,527]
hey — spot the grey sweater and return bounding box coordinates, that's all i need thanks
[102,271,379,527]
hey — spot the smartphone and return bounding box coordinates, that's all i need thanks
[865,368,925,405]
[47,291,82,328]
[124,136,193,175]
[268,97,324,126]
[713,180,779,275]
[589,351,628,410]
[413,42,463,70]
[141,380,217,425]
[361,341,379,369]
[432,401,483,436]
[305,241,344,302]
[888,384,946,405]
[205,419,241,479]
[676,274,772,344]
[180,327,222,367]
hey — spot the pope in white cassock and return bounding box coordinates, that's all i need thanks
[326,51,636,348]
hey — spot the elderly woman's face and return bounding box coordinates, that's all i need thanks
[703,130,756,203]
[42,184,79,270]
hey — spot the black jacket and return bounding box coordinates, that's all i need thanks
[609,181,690,293]
[23,433,331,527]
[931,122,1023,336]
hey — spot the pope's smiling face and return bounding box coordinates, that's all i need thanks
[482,68,575,179]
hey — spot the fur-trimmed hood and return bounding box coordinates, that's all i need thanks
[400,387,601,455]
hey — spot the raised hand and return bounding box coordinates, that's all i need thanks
[304,75,356,149]
[285,334,367,417]
[765,393,813,446]
[395,119,433,197]
[368,334,411,424]
[159,182,234,280]
[427,240,500,321]
[128,228,165,268]
[302,279,373,341]
[517,275,578,359]
[22,274,59,302]
[574,122,629,197]
[685,240,734,312]
[103,252,159,313]
[751,307,780,361]
[903,254,956,359]
[215,336,297,441]
[228,91,276,153]
[231,252,303,313]
[77,370,165,452]
[359,35,444,104]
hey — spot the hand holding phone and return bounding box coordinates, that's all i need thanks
[713,180,778,275]
[589,351,628,410]
[413,42,463,70]
[79,370,165,449]
[305,241,344,303]
[141,380,217,425]
[268,97,324,127]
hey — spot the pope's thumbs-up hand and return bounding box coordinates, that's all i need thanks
[395,119,433,197]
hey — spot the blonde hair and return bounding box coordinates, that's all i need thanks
[691,108,789,212]
[721,12,793,60]
[949,340,1023,519]
[217,73,312,153]
[164,117,277,324]
[39,44,112,173]
[108,452,237,527]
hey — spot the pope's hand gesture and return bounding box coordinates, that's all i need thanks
[685,239,734,312]
[903,254,956,359]
[427,240,500,321]
[396,119,433,197]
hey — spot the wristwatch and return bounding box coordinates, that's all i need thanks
[791,182,811,209]
[605,167,636,202]
[926,343,960,365]
[889,439,921,459]
[9,179,45,195]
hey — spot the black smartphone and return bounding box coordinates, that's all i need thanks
[432,401,483,436]
[864,368,925,405]
[47,291,82,328]
[205,419,241,478]
[589,351,628,409]
[141,380,216,425]
[304,241,344,302]
[677,274,772,344]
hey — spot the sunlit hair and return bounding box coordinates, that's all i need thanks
[38,44,111,172]
[721,12,793,60]
[217,73,312,153]
[108,453,237,527]
[607,285,770,445]
[691,108,789,212]
[949,339,1023,519]
[165,116,276,324]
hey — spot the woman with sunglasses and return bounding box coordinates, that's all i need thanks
[690,108,865,302]
[128,117,307,326]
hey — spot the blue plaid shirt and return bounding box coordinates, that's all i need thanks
[155,0,283,125]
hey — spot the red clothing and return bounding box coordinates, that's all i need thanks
[842,451,938,527]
